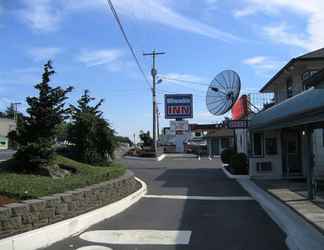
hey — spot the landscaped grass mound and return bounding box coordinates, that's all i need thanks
[0,155,126,201]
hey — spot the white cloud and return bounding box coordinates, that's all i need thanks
[28,47,61,62]
[243,56,267,65]
[263,23,308,49]
[19,0,63,32]
[77,49,124,67]
[243,56,284,75]
[112,0,240,42]
[234,0,324,50]
[17,0,240,42]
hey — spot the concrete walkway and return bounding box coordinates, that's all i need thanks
[253,179,324,234]
[239,179,324,250]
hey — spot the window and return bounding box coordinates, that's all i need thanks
[253,133,264,156]
[286,78,293,98]
[302,70,318,90]
[221,137,230,148]
[265,138,277,155]
[302,70,318,81]
[195,132,201,137]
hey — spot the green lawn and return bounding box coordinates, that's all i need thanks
[0,155,126,200]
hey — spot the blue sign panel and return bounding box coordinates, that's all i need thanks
[165,94,193,119]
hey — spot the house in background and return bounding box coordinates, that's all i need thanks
[160,123,234,155]
[206,127,234,156]
[0,118,16,150]
[248,48,324,191]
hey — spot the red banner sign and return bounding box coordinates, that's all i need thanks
[231,95,248,120]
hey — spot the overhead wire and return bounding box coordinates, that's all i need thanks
[159,75,210,86]
[105,0,152,92]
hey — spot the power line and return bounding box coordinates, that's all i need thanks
[159,75,210,86]
[105,0,152,92]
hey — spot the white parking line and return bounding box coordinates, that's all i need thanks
[80,230,192,245]
[144,194,254,200]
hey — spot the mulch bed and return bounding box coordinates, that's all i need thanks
[0,195,16,206]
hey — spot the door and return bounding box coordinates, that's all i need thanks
[286,132,302,176]
[210,138,220,156]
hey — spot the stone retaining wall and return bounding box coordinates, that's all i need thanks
[0,170,140,239]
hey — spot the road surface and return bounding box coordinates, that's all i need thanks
[46,157,288,250]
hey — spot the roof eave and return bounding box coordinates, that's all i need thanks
[260,59,296,93]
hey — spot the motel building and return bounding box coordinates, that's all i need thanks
[239,48,324,198]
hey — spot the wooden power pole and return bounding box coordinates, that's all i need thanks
[143,50,165,153]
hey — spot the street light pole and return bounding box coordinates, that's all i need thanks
[143,49,165,153]
[11,102,21,123]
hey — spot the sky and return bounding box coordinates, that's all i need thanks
[0,0,323,139]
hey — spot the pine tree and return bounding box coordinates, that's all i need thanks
[68,90,116,165]
[15,61,73,167]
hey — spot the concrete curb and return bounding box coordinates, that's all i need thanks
[124,154,166,162]
[0,177,147,250]
[238,178,324,250]
[124,153,198,162]
[221,165,250,179]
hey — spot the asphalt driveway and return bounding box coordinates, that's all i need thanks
[46,157,288,250]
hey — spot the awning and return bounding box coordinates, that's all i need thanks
[249,87,324,131]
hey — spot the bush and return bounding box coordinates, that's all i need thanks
[221,148,235,164]
[229,153,248,174]
[0,155,126,200]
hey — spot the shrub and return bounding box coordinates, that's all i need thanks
[221,148,235,164]
[230,153,248,174]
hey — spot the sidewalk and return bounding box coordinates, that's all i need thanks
[238,178,324,250]
[254,179,324,234]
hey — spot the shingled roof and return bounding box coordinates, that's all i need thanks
[260,48,324,92]
[298,48,324,59]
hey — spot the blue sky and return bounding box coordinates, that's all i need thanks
[0,0,323,138]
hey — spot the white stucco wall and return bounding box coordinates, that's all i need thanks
[249,130,283,179]
[235,128,248,154]
[0,118,16,137]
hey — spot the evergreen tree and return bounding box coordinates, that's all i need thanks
[15,61,73,165]
[139,130,153,147]
[68,90,116,165]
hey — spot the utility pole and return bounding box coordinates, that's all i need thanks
[143,49,165,153]
[156,105,160,141]
[133,133,136,148]
[11,102,21,123]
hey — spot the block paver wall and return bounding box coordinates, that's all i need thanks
[0,170,140,239]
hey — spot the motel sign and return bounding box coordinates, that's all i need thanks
[165,94,193,119]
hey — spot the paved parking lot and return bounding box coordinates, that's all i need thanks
[47,157,288,250]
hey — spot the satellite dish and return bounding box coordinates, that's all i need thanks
[206,70,241,116]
